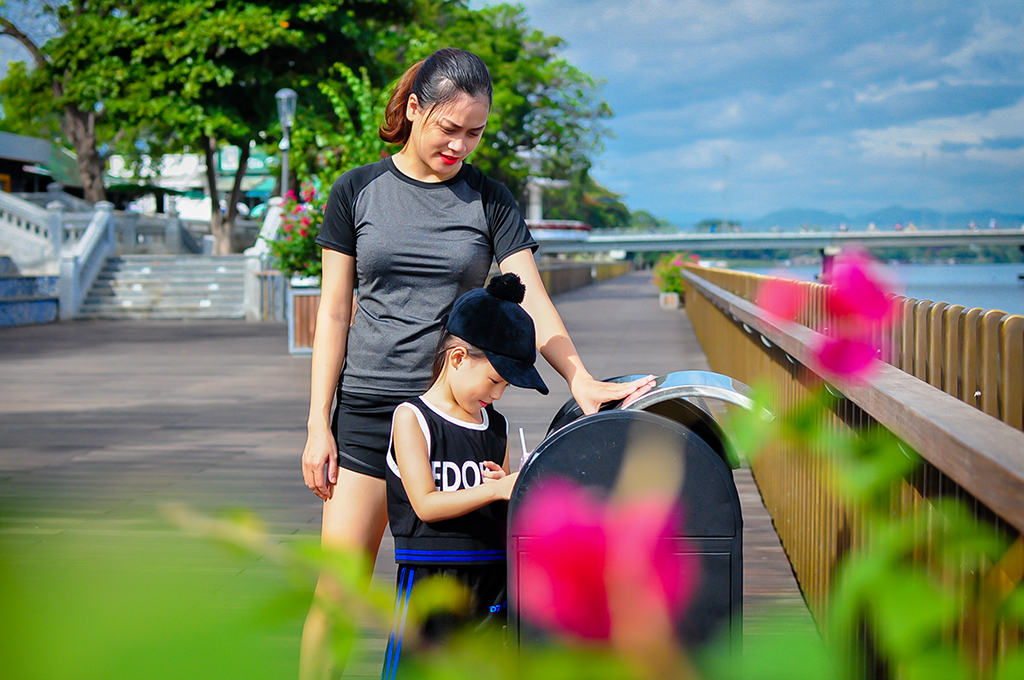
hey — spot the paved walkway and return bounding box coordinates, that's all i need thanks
[0,270,814,679]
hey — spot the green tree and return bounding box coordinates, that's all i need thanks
[1,0,413,251]
[541,171,631,230]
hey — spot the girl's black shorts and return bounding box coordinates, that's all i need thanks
[332,390,419,479]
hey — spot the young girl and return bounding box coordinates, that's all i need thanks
[299,47,654,678]
[381,273,546,679]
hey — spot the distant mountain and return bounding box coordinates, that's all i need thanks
[721,206,1024,232]
[743,208,850,232]
[854,206,943,229]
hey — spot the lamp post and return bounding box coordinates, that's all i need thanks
[275,88,298,197]
[515,147,568,223]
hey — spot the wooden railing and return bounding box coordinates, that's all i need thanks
[681,264,1024,676]
[537,260,633,296]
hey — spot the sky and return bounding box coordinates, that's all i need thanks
[4,2,1022,226]
[476,0,1024,225]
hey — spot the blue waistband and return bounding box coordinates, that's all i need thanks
[395,548,507,563]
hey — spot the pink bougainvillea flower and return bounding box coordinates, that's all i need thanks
[825,250,896,323]
[606,500,697,620]
[813,335,879,380]
[514,480,698,642]
[756,275,806,323]
[515,482,610,639]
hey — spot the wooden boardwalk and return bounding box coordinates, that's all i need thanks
[0,269,816,678]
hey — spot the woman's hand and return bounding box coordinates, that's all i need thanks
[302,249,355,501]
[571,374,657,415]
[302,424,338,501]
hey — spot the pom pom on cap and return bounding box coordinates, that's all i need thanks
[486,272,526,304]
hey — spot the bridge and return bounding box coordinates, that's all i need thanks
[536,227,1024,254]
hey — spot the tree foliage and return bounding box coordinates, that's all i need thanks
[2,0,629,243]
[1,0,413,251]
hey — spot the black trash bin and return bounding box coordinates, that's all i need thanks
[508,371,762,654]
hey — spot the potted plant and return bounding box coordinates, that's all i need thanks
[652,252,694,308]
[267,185,324,354]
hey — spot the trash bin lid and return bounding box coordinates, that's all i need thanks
[546,370,769,469]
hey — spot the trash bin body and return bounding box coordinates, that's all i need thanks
[509,371,752,653]
[509,411,742,651]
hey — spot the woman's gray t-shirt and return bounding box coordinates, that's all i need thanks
[316,157,537,395]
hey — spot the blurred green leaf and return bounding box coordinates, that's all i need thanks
[872,568,959,658]
[994,649,1024,680]
[896,647,971,680]
[699,626,837,680]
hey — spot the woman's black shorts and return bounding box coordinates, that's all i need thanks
[332,390,419,479]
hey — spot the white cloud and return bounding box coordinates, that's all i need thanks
[854,79,941,104]
[853,96,1024,162]
[942,12,1024,74]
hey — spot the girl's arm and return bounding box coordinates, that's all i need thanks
[392,406,517,523]
[499,250,655,414]
[301,248,356,500]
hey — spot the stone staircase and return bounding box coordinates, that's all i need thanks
[0,257,59,328]
[78,255,247,320]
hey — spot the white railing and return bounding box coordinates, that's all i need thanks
[0,190,52,244]
[13,183,95,212]
[58,202,116,319]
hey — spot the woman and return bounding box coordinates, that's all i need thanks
[299,47,653,679]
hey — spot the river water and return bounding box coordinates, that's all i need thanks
[739,262,1024,318]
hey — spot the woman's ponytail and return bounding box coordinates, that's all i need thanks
[379,60,423,145]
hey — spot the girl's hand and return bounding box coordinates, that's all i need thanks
[572,374,657,415]
[481,460,506,481]
[484,470,520,501]
[301,424,338,501]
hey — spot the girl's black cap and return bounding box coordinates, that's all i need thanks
[442,274,549,395]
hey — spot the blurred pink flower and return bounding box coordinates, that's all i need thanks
[825,250,896,323]
[514,481,698,642]
[813,335,878,379]
[756,276,806,323]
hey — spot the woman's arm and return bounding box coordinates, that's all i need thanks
[392,406,517,523]
[301,248,356,500]
[499,250,655,414]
